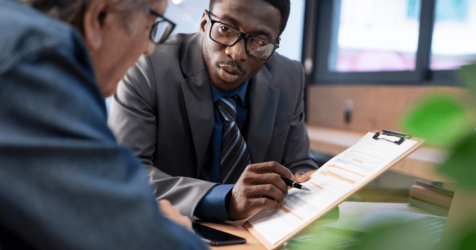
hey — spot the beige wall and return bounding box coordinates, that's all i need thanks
[306,85,472,133]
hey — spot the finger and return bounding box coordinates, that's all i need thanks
[295,170,318,183]
[294,172,311,183]
[249,161,294,181]
[307,170,317,175]
[248,173,288,195]
[158,199,172,207]
[249,184,286,204]
[159,200,192,231]
[158,200,173,213]
[171,204,180,214]
[158,200,180,219]
[181,216,193,230]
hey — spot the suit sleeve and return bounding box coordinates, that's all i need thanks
[108,55,216,220]
[281,63,320,173]
[0,38,208,249]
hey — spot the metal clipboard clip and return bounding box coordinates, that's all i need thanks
[372,130,412,145]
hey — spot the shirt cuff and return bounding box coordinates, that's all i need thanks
[194,184,234,222]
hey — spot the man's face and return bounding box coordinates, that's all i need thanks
[200,0,281,92]
[88,0,167,97]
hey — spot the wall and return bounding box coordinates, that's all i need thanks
[306,85,472,133]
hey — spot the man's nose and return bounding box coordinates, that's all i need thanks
[144,40,155,56]
[225,38,248,61]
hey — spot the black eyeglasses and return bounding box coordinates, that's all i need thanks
[149,9,176,44]
[206,11,279,60]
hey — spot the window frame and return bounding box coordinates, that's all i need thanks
[306,0,459,86]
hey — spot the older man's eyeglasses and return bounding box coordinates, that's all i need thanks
[149,9,176,44]
[207,11,280,60]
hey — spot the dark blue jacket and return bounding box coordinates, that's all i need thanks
[0,1,208,249]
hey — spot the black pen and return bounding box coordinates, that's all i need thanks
[281,177,311,191]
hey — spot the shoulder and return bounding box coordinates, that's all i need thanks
[0,0,86,74]
[156,33,195,49]
[264,52,305,91]
[147,33,196,67]
[0,1,106,134]
[134,33,198,86]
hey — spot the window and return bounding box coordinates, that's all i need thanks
[279,0,306,61]
[311,0,472,85]
[430,0,476,70]
[331,0,421,72]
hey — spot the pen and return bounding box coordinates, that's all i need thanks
[281,177,311,191]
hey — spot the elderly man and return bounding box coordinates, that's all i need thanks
[0,0,207,249]
[109,0,319,223]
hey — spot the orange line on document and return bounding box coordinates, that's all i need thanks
[319,171,357,184]
[280,206,303,221]
[327,164,366,178]
[352,159,364,164]
[309,182,324,189]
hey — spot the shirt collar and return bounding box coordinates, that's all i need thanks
[211,80,249,107]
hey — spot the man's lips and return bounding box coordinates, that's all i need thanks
[217,66,243,83]
[218,65,243,75]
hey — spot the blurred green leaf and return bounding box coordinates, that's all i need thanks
[402,95,474,147]
[348,223,433,250]
[439,135,476,189]
[286,223,434,250]
[285,230,357,250]
[458,229,476,250]
[457,64,476,97]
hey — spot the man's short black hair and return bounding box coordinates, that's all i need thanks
[209,0,291,37]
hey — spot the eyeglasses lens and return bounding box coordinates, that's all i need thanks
[247,37,275,59]
[211,23,241,46]
[151,19,173,44]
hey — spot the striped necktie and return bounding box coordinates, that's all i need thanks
[216,96,251,184]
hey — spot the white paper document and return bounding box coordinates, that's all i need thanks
[248,133,418,245]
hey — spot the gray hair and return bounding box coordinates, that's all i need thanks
[25,0,151,34]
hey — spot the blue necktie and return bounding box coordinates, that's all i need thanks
[216,96,251,184]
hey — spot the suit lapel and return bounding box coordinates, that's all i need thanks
[246,65,281,164]
[180,34,214,176]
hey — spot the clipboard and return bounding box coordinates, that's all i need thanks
[244,130,425,250]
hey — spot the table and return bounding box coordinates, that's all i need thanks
[202,202,433,249]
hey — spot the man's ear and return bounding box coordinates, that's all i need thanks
[199,9,209,37]
[83,0,108,50]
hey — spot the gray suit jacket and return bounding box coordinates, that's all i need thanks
[108,33,318,219]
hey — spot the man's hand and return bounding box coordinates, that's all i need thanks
[294,170,317,183]
[158,200,192,231]
[228,161,294,221]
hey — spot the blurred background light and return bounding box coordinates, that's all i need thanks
[172,0,184,5]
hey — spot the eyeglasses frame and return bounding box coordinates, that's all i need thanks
[206,10,280,61]
[149,9,176,44]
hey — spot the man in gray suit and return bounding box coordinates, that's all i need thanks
[109,0,319,222]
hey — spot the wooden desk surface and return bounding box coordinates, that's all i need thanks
[306,126,453,182]
[202,202,432,250]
